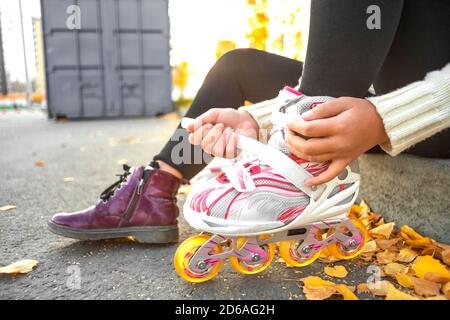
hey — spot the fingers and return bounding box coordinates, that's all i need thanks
[301,98,351,121]
[212,126,232,158]
[201,123,225,155]
[189,123,213,145]
[305,158,350,186]
[287,117,339,138]
[225,132,239,158]
[186,108,220,132]
[285,129,337,161]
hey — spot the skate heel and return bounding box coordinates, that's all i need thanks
[131,226,179,244]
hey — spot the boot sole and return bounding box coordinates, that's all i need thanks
[47,221,179,244]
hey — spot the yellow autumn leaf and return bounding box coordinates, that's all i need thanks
[335,284,359,300]
[362,240,377,253]
[386,286,419,300]
[302,276,335,287]
[400,225,424,240]
[0,259,38,274]
[369,222,395,239]
[0,205,16,212]
[356,283,371,294]
[324,265,348,278]
[412,255,450,280]
[396,248,418,263]
[384,263,408,276]
[301,276,336,300]
[395,273,414,288]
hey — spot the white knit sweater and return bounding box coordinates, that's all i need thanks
[239,63,450,156]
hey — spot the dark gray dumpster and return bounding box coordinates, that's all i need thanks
[41,0,172,119]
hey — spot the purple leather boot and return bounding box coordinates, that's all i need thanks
[48,162,182,243]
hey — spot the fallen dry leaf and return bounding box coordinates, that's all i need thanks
[34,160,45,167]
[424,295,447,300]
[303,285,336,300]
[0,259,38,274]
[395,273,414,289]
[369,222,395,239]
[0,205,16,212]
[412,277,441,297]
[376,238,401,250]
[376,250,397,264]
[362,240,377,253]
[335,284,359,300]
[301,276,336,300]
[356,283,371,294]
[400,225,434,249]
[367,280,393,296]
[441,249,450,266]
[384,263,408,276]
[396,248,418,263]
[385,286,419,300]
[424,272,450,284]
[324,265,348,278]
[442,282,450,299]
[412,255,450,280]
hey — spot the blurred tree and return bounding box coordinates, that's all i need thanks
[216,40,237,60]
[10,80,26,93]
[246,0,269,51]
[172,61,190,100]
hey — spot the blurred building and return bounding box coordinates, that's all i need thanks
[32,17,45,95]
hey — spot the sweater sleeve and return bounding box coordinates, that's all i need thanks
[238,98,277,131]
[367,63,450,156]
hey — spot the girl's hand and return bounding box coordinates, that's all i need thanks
[285,97,388,186]
[186,108,259,158]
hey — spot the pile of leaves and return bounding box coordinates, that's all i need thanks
[298,200,450,300]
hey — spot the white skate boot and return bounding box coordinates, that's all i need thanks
[174,87,367,283]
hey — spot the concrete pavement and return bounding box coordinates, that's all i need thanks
[0,110,440,299]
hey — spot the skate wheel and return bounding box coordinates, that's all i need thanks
[328,218,367,260]
[174,234,223,283]
[278,240,321,267]
[229,237,275,275]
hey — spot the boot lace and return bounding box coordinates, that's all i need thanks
[99,164,132,202]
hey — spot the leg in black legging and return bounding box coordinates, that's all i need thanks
[154,49,303,179]
[300,0,404,98]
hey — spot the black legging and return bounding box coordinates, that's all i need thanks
[155,0,450,180]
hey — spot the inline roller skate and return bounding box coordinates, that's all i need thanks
[174,87,367,283]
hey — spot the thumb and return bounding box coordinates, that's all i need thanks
[302,99,350,121]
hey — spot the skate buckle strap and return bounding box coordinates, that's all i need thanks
[180,117,324,199]
[237,136,325,199]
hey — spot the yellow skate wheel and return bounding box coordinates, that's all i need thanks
[229,237,275,275]
[174,234,223,283]
[328,218,367,260]
[278,240,321,267]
